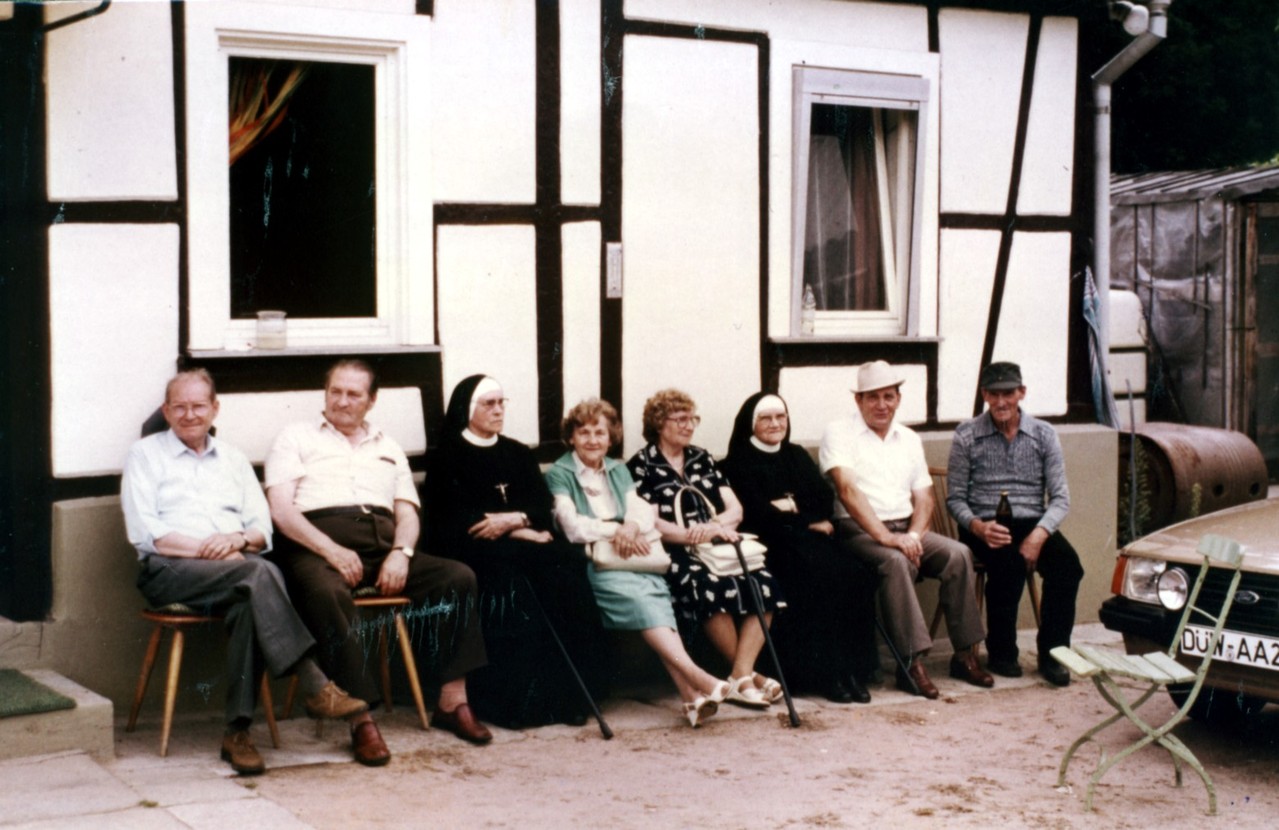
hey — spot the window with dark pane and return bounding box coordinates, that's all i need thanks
[229,58,376,319]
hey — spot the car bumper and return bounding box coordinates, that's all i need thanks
[1099,596,1279,704]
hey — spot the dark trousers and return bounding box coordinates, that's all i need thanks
[137,555,315,725]
[959,518,1083,663]
[271,513,487,705]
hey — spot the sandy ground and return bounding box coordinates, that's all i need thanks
[244,630,1279,829]
[4,624,1276,829]
[245,686,1279,830]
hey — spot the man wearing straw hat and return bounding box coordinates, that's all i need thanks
[820,361,991,699]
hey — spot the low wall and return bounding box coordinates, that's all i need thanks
[27,424,1118,716]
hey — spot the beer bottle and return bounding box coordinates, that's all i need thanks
[995,490,1013,548]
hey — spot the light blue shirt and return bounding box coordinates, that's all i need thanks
[946,409,1070,535]
[121,430,272,560]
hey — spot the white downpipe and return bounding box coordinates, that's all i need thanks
[1092,0,1170,376]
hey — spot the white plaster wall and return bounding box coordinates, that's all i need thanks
[620,36,760,456]
[1016,17,1077,216]
[938,9,1028,214]
[431,0,535,203]
[767,40,940,339]
[214,388,426,464]
[49,224,179,477]
[45,0,177,201]
[780,364,929,447]
[436,226,540,445]
[250,0,413,13]
[561,0,601,206]
[627,0,928,52]
[562,222,602,411]
[990,232,1071,415]
[937,229,1001,421]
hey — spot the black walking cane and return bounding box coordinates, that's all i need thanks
[521,576,614,740]
[731,540,801,728]
[875,615,917,694]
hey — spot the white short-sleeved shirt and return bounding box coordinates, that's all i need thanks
[264,417,419,512]
[819,415,932,522]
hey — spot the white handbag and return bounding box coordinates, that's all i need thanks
[587,527,670,574]
[674,485,767,577]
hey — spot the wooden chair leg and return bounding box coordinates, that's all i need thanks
[261,674,280,749]
[159,627,184,757]
[378,618,393,714]
[282,675,299,720]
[393,611,430,730]
[1027,572,1042,628]
[127,625,163,733]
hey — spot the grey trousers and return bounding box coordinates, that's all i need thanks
[137,555,316,725]
[836,519,985,659]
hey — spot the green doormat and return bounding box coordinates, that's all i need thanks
[0,669,76,718]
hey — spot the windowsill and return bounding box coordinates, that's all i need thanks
[768,335,942,345]
[188,344,442,359]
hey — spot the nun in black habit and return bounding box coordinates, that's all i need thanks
[424,375,608,728]
[720,392,879,703]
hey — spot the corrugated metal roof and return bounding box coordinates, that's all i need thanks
[1111,165,1279,205]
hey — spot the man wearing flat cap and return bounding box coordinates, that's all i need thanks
[820,361,991,699]
[946,361,1083,686]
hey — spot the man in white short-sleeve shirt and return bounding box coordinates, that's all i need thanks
[820,361,990,699]
[265,359,491,766]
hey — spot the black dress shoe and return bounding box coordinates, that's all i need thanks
[824,678,854,704]
[846,674,872,704]
[987,659,1024,678]
[1039,657,1071,687]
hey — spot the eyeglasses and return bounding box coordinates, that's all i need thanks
[476,398,509,411]
[167,403,212,417]
[756,413,788,424]
[666,415,701,428]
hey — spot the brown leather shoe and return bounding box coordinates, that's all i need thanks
[351,720,391,767]
[431,703,493,745]
[220,729,265,775]
[304,681,369,720]
[896,662,940,700]
[949,648,995,688]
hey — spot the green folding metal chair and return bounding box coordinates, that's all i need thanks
[1050,533,1245,816]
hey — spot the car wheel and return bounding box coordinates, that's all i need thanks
[1168,684,1267,724]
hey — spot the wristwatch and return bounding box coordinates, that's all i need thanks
[907,531,921,542]
[395,546,416,559]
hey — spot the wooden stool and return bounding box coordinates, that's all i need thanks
[285,592,430,731]
[126,605,280,756]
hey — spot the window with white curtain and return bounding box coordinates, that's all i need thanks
[791,67,929,337]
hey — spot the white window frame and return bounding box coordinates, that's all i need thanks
[790,66,929,337]
[185,2,432,353]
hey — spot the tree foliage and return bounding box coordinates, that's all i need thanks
[1091,0,1279,172]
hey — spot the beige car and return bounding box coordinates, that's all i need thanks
[1101,498,1278,720]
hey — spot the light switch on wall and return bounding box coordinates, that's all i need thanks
[606,242,623,298]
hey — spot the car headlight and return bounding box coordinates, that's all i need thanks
[1157,567,1189,611]
[1120,556,1167,604]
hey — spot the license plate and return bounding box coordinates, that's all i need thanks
[1179,625,1279,672]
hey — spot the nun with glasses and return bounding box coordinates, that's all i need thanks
[424,375,608,729]
[720,392,879,703]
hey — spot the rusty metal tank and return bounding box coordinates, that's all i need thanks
[1118,423,1268,534]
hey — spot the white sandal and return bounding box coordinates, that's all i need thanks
[753,673,784,704]
[682,694,719,728]
[725,675,770,709]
